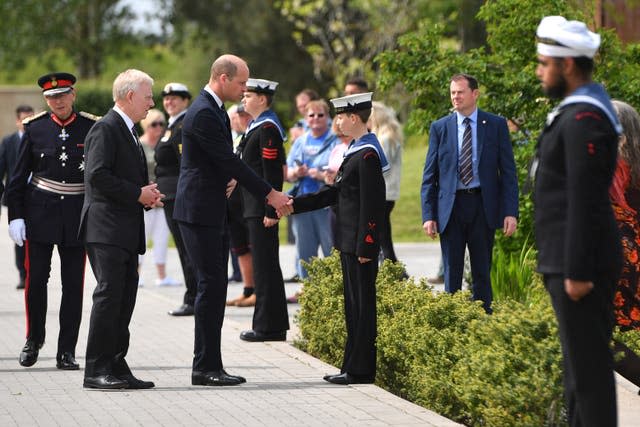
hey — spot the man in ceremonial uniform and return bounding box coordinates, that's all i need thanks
[6,72,98,370]
[534,16,622,426]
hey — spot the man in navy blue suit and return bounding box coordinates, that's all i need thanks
[421,73,518,312]
[174,54,289,386]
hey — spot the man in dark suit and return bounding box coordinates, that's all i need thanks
[6,74,98,371]
[174,54,289,386]
[80,69,163,390]
[421,73,518,312]
[534,16,622,426]
[0,104,34,290]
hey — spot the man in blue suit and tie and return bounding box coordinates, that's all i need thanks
[421,73,518,312]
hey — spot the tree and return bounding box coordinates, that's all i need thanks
[275,0,459,98]
[377,0,640,253]
[0,0,137,80]
[169,0,318,121]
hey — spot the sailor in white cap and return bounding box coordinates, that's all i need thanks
[236,78,290,342]
[277,91,388,384]
[533,16,622,427]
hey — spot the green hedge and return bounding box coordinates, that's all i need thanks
[295,252,566,426]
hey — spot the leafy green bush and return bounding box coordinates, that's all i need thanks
[491,237,543,304]
[75,86,114,116]
[614,328,640,355]
[295,253,565,426]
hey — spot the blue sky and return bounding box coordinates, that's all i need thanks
[119,0,165,34]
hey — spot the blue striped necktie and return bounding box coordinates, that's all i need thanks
[459,117,473,185]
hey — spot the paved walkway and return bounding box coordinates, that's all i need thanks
[0,209,637,426]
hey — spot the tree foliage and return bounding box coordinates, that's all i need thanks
[169,0,317,119]
[0,0,137,80]
[275,0,460,98]
[377,0,640,253]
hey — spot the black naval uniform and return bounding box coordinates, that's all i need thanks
[534,100,621,426]
[155,111,198,308]
[293,143,385,381]
[239,119,289,334]
[6,110,97,359]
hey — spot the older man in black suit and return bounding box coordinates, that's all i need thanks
[174,54,289,386]
[0,104,34,290]
[80,69,163,390]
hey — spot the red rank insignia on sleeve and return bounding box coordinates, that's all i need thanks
[365,234,374,244]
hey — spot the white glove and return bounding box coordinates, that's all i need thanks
[9,218,26,247]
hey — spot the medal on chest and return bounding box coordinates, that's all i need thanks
[58,128,70,141]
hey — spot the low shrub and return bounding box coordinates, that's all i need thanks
[295,252,565,426]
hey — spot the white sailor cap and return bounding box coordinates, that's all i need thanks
[246,78,278,95]
[330,92,373,114]
[161,82,191,98]
[536,16,600,59]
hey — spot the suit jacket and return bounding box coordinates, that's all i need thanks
[421,109,518,231]
[78,109,148,255]
[534,102,621,280]
[173,89,271,228]
[0,131,22,205]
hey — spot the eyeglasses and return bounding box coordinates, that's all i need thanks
[150,121,165,128]
[307,113,325,118]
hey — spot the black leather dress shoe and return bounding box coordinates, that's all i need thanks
[323,372,374,385]
[192,370,246,386]
[19,341,42,367]
[168,304,194,316]
[56,352,80,370]
[16,279,25,290]
[83,375,129,389]
[239,330,286,342]
[118,374,155,389]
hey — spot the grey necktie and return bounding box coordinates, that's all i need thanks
[459,117,473,185]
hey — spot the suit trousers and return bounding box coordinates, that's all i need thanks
[340,252,377,380]
[440,192,494,312]
[545,274,617,427]
[178,221,229,373]
[24,240,85,355]
[163,199,197,306]
[84,243,139,378]
[246,218,289,333]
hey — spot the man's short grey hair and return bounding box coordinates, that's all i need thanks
[112,69,154,102]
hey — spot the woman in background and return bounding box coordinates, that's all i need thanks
[138,108,179,287]
[609,99,640,392]
[368,102,405,273]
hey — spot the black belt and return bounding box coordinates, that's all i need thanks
[456,187,481,195]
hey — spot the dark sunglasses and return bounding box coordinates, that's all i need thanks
[307,113,325,118]
[150,121,165,128]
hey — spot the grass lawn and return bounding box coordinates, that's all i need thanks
[392,135,428,242]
